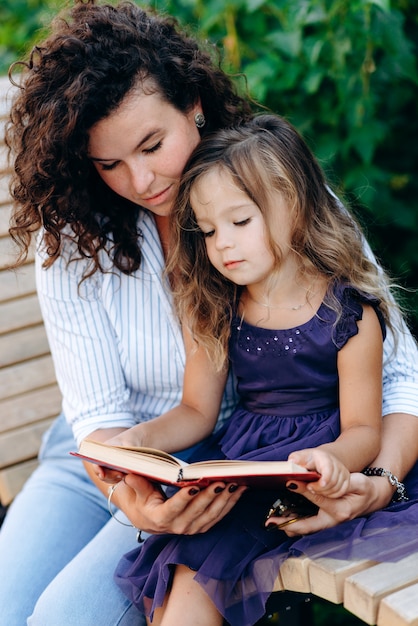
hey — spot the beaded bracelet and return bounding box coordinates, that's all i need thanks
[362,467,409,502]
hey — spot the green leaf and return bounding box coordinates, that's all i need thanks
[245,0,268,11]
[266,30,302,57]
[349,121,386,164]
[303,69,324,93]
[369,0,391,12]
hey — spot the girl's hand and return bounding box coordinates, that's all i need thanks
[288,448,350,498]
[114,474,247,534]
[104,427,146,449]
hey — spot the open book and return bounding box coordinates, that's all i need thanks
[72,439,320,489]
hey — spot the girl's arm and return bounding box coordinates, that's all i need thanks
[323,304,383,468]
[290,304,383,496]
[104,327,228,453]
[83,330,242,530]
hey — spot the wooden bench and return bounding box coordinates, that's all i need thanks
[0,75,62,506]
[1,74,417,626]
[270,551,418,625]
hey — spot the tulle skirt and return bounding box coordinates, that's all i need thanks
[115,409,418,625]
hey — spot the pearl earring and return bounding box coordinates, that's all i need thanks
[194,112,206,128]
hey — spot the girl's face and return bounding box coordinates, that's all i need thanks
[88,87,201,216]
[191,167,287,289]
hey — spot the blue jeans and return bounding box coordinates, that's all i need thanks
[0,414,145,626]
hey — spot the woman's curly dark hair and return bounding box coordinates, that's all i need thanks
[6,0,253,275]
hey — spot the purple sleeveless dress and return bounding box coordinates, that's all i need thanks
[114,285,417,625]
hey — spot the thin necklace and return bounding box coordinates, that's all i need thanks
[245,291,308,311]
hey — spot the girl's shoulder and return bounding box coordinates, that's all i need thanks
[332,282,386,349]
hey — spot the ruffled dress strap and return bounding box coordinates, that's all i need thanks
[333,283,386,350]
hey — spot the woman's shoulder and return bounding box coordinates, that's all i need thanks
[35,226,109,290]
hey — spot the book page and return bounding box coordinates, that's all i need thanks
[182,459,318,482]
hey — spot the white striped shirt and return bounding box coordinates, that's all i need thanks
[36,211,418,446]
[36,211,238,445]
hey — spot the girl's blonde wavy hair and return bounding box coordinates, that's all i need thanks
[168,114,400,371]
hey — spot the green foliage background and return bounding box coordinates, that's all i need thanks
[1,0,417,338]
[0,3,416,622]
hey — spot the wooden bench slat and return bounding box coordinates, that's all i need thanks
[0,355,57,401]
[0,324,51,368]
[0,384,61,434]
[0,75,16,117]
[0,174,11,206]
[0,142,9,168]
[344,553,418,625]
[0,204,12,237]
[0,234,17,269]
[377,582,418,626]
[0,459,40,506]
[0,419,54,469]
[0,237,34,271]
[0,228,15,263]
[278,556,312,593]
[308,556,378,604]
[0,293,43,334]
[0,263,36,302]
[271,572,284,593]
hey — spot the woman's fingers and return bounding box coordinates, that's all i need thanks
[123,474,246,534]
[276,472,379,536]
[174,483,247,534]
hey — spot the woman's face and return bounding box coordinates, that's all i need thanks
[88,87,202,216]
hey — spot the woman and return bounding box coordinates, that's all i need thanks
[0,1,417,625]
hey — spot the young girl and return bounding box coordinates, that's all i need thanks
[111,114,393,626]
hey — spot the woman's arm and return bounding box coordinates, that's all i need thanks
[357,411,418,508]
[35,245,138,444]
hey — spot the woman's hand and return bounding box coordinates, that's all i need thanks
[114,474,247,535]
[83,427,246,534]
[83,427,134,485]
[276,471,392,537]
[279,413,418,536]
